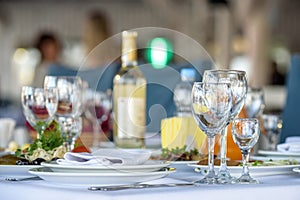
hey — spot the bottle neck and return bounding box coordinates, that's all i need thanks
[122,50,138,68]
[121,31,138,68]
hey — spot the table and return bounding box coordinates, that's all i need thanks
[1,167,300,200]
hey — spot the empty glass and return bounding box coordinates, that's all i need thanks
[56,116,82,151]
[21,86,58,138]
[44,76,83,151]
[191,82,232,184]
[232,118,260,184]
[262,114,282,151]
[245,87,265,118]
[84,89,112,147]
[203,70,248,184]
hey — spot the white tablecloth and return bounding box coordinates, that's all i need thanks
[1,167,300,200]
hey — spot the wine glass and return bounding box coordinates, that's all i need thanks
[262,114,282,150]
[44,76,83,151]
[203,70,247,184]
[231,118,260,184]
[56,116,82,151]
[84,89,112,148]
[245,87,265,118]
[191,82,232,184]
[21,86,58,138]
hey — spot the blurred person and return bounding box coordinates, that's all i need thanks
[82,10,119,68]
[32,32,62,87]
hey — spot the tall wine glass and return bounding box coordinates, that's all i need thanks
[44,76,83,151]
[191,82,232,184]
[84,89,112,148]
[203,70,248,184]
[245,87,265,118]
[21,86,58,138]
[232,118,260,184]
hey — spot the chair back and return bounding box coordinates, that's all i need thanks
[280,54,300,143]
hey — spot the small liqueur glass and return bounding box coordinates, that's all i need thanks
[232,118,260,184]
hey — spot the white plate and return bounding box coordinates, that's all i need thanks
[188,164,300,177]
[0,165,42,178]
[251,155,300,162]
[258,150,300,157]
[41,160,170,173]
[29,167,175,186]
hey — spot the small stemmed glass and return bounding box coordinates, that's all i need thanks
[262,114,282,151]
[191,82,232,184]
[21,86,58,138]
[232,118,260,184]
[245,87,265,118]
[44,76,83,151]
[203,70,247,184]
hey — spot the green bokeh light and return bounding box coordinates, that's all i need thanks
[146,37,173,69]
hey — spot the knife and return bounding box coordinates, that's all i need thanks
[88,182,195,191]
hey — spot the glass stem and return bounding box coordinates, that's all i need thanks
[207,135,216,175]
[242,150,250,176]
[92,119,102,147]
[219,127,228,171]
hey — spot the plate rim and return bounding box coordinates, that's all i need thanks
[41,160,170,170]
[258,150,300,157]
[29,167,175,177]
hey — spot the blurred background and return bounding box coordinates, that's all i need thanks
[0,0,298,124]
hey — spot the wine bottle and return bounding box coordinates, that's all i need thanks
[113,31,146,148]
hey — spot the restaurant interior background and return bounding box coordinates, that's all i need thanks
[0,0,298,126]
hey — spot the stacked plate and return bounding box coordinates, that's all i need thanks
[28,155,173,186]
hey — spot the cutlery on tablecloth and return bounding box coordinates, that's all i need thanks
[5,176,42,182]
[88,183,196,191]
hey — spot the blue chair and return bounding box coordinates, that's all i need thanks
[280,54,300,143]
[47,63,120,92]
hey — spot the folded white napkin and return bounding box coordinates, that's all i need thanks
[277,137,300,152]
[56,149,151,166]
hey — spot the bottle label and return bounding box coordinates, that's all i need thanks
[117,97,145,139]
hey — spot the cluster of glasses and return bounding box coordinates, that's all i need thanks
[191,70,261,184]
[21,76,111,151]
[245,87,282,151]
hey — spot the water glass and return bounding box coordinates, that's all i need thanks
[192,82,232,184]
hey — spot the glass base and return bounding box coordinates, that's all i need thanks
[216,169,236,184]
[195,174,218,184]
[232,174,259,184]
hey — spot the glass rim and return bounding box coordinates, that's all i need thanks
[204,69,246,75]
[193,81,231,86]
[44,75,82,80]
[21,86,44,90]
